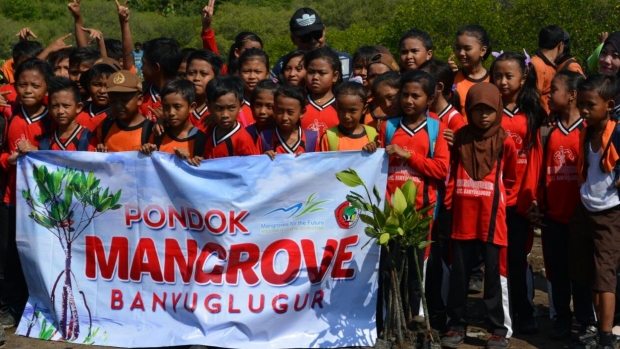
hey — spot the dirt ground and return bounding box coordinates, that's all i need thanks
[3,235,571,349]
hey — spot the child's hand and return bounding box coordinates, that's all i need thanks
[362,140,380,153]
[443,129,454,147]
[17,139,36,153]
[15,27,37,41]
[202,0,216,31]
[139,143,157,155]
[265,150,276,161]
[0,91,10,107]
[448,54,459,72]
[114,0,130,23]
[81,27,103,45]
[526,201,545,227]
[47,34,73,53]
[7,151,18,166]
[174,147,191,160]
[96,143,108,153]
[386,144,410,160]
[148,105,164,123]
[152,122,165,137]
[599,32,609,44]
[615,177,620,188]
[67,0,82,19]
[187,156,203,167]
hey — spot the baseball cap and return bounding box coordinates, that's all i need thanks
[106,70,142,93]
[368,53,400,72]
[289,8,324,37]
[93,57,122,71]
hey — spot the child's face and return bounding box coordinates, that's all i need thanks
[252,91,275,128]
[454,34,486,69]
[599,43,620,75]
[177,60,188,79]
[162,93,194,129]
[400,38,432,71]
[186,60,215,100]
[492,60,524,99]
[306,58,339,95]
[353,59,369,88]
[367,63,391,89]
[283,56,306,86]
[16,70,47,108]
[108,92,143,122]
[275,95,304,132]
[336,94,365,131]
[239,58,268,94]
[141,56,156,83]
[470,104,497,129]
[69,62,93,95]
[400,82,432,118]
[50,90,82,127]
[374,83,400,117]
[210,92,241,129]
[54,58,70,78]
[578,90,613,126]
[89,75,109,109]
[548,77,571,113]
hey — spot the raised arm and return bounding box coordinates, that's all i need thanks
[68,0,88,48]
[201,0,220,54]
[115,0,135,71]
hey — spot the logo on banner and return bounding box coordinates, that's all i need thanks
[335,201,359,229]
[260,193,330,233]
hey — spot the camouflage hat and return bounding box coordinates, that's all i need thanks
[368,53,400,72]
[106,70,142,93]
[93,57,122,71]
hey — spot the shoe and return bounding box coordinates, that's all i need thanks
[0,308,15,329]
[519,315,539,334]
[596,332,615,349]
[441,330,465,348]
[572,325,598,346]
[549,320,571,340]
[0,327,5,348]
[468,279,483,294]
[485,334,510,349]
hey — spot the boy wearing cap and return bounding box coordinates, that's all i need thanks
[96,70,153,152]
[270,8,352,81]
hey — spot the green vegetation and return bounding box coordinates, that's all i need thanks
[0,0,617,71]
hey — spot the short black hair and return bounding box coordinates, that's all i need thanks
[334,81,368,104]
[578,74,616,101]
[275,84,305,109]
[206,75,244,104]
[353,46,380,67]
[135,42,142,47]
[554,70,585,93]
[419,59,455,99]
[538,25,565,50]
[399,28,433,51]
[47,48,73,67]
[250,79,279,104]
[15,58,55,87]
[400,69,437,99]
[142,38,182,80]
[304,47,343,84]
[161,79,196,105]
[180,48,197,63]
[69,48,102,68]
[48,77,81,104]
[79,64,117,94]
[12,41,44,62]
[238,48,269,71]
[227,31,263,67]
[371,71,401,96]
[104,39,123,61]
[186,50,225,77]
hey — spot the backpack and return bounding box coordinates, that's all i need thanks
[100,117,153,146]
[153,127,208,157]
[325,125,377,151]
[259,128,318,153]
[39,127,93,151]
[384,116,442,218]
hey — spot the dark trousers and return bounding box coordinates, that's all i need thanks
[426,206,452,330]
[506,206,535,319]
[0,203,28,310]
[447,239,512,337]
[542,216,595,327]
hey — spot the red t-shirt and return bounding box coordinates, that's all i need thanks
[238,99,255,127]
[76,102,110,132]
[202,122,258,159]
[449,136,518,246]
[0,106,51,205]
[379,117,450,210]
[201,28,228,75]
[434,104,465,134]
[256,127,318,154]
[301,96,339,136]
[189,105,210,133]
[139,85,161,122]
[40,125,97,151]
[500,107,529,207]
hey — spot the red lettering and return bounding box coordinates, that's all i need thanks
[111,289,123,310]
[172,292,182,312]
[261,239,300,286]
[272,294,288,314]
[294,293,308,311]
[169,206,187,229]
[85,236,129,281]
[204,294,221,313]
[226,243,260,286]
[130,238,164,282]
[125,204,141,227]
[301,239,338,284]
[229,210,249,234]
[195,242,227,285]
[184,293,197,312]
[153,292,166,311]
[228,294,240,313]
[187,208,203,231]
[205,210,226,234]
[163,239,198,283]
[130,292,145,311]
[311,290,324,309]
[143,205,166,229]
[331,235,359,279]
[248,294,264,313]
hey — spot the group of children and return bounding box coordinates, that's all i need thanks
[0,2,619,349]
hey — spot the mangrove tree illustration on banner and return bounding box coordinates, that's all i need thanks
[21,164,122,343]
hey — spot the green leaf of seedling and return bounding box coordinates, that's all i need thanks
[393,187,407,214]
[97,197,112,212]
[379,232,390,245]
[110,204,123,210]
[386,214,399,227]
[63,186,73,211]
[349,191,364,199]
[417,241,433,249]
[372,206,385,227]
[336,169,364,188]
[401,180,417,206]
[86,171,95,188]
[364,226,376,237]
[418,205,434,216]
[397,227,404,236]
[102,187,109,199]
[113,190,122,205]
[373,185,382,205]
[359,213,376,226]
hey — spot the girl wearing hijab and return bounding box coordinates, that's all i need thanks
[441,83,518,349]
